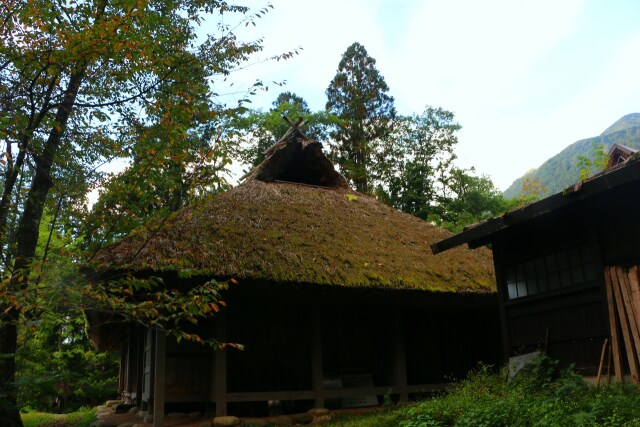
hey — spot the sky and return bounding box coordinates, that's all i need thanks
[208,0,640,191]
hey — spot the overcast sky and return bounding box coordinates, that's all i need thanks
[208,0,640,191]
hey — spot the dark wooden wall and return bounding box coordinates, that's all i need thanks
[119,283,500,416]
[404,307,501,384]
[222,284,500,407]
[490,179,640,374]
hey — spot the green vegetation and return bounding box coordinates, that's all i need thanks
[17,312,118,413]
[326,355,640,426]
[340,355,640,427]
[21,408,95,427]
[578,142,609,181]
[504,113,640,198]
[328,410,407,426]
[326,42,397,194]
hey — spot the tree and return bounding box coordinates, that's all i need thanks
[84,113,235,248]
[434,167,518,232]
[17,215,118,412]
[326,42,396,194]
[577,142,609,180]
[234,91,336,168]
[371,106,516,231]
[519,176,549,202]
[380,106,459,220]
[0,1,278,424]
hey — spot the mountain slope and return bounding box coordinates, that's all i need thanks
[503,113,640,199]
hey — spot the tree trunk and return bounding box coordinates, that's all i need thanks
[0,148,27,269]
[0,319,21,427]
[0,69,85,427]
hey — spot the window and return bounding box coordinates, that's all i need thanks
[505,241,596,300]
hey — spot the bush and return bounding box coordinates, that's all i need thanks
[400,355,640,427]
[16,313,119,413]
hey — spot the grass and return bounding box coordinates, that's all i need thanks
[21,408,95,427]
[327,408,409,426]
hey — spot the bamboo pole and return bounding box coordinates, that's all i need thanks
[597,338,609,386]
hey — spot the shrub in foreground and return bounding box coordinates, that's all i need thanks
[401,355,640,427]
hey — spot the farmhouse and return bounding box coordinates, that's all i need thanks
[432,144,640,381]
[87,123,500,423]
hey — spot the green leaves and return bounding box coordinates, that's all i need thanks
[326,42,397,194]
[577,142,608,181]
[0,0,274,418]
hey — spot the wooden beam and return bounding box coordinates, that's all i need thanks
[152,329,166,427]
[224,383,447,403]
[214,315,227,417]
[311,306,324,408]
[616,266,640,381]
[604,267,623,381]
[611,267,639,381]
[596,338,608,386]
[628,266,640,333]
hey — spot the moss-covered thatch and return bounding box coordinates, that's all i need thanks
[92,179,495,293]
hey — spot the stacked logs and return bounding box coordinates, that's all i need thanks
[602,265,640,383]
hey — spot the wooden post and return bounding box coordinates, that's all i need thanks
[125,328,137,402]
[312,306,324,408]
[596,338,608,386]
[616,266,640,376]
[605,267,624,381]
[119,342,127,396]
[627,266,640,331]
[492,251,511,362]
[607,343,613,384]
[611,267,639,380]
[153,329,166,427]
[136,327,145,407]
[215,315,228,417]
[393,309,408,403]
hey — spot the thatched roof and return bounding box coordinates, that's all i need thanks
[240,118,349,188]
[91,124,495,293]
